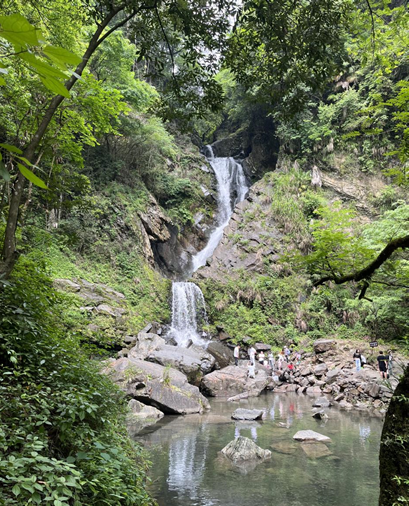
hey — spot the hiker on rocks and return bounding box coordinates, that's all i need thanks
[277,351,285,371]
[248,345,256,366]
[294,351,301,366]
[258,351,265,364]
[353,349,362,371]
[284,346,291,362]
[377,351,389,379]
[268,351,275,371]
[247,360,255,379]
[234,344,241,366]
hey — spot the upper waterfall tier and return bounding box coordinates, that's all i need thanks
[191,147,249,273]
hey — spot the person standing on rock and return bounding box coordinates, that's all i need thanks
[377,351,389,379]
[258,351,265,364]
[268,351,275,371]
[353,349,362,372]
[248,345,256,366]
[284,346,291,362]
[234,344,241,366]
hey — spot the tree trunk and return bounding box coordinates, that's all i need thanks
[379,364,409,505]
[0,5,127,278]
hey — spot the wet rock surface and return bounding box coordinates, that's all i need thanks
[221,436,271,463]
[231,409,265,421]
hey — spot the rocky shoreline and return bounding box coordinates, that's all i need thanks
[103,326,404,434]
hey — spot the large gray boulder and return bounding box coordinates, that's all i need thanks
[126,399,164,436]
[207,341,233,369]
[200,365,270,397]
[231,409,265,421]
[146,343,215,384]
[221,436,271,463]
[313,340,335,353]
[128,332,166,359]
[103,357,210,414]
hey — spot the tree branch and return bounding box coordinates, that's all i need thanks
[314,234,409,287]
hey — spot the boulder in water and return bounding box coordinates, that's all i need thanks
[221,436,271,463]
[103,357,210,414]
[293,430,331,442]
[312,397,331,408]
[300,442,332,459]
[231,409,265,421]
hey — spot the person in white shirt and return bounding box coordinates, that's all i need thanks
[247,361,255,379]
[233,344,241,366]
[248,346,256,366]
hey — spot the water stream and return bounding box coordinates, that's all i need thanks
[169,147,249,346]
[138,393,382,506]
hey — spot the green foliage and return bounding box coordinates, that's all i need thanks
[0,259,153,505]
[225,0,352,116]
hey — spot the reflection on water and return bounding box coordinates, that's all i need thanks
[136,393,382,506]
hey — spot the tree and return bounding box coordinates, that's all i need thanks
[224,0,353,116]
[0,0,237,277]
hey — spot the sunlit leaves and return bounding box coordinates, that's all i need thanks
[0,13,80,98]
[17,163,48,189]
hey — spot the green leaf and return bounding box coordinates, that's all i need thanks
[15,155,33,166]
[101,452,111,461]
[0,76,5,85]
[17,163,48,189]
[43,46,82,67]
[0,14,40,47]
[39,76,70,98]
[0,161,8,181]
[0,143,23,154]
[11,484,20,496]
[18,52,67,79]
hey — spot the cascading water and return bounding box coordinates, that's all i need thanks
[168,282,208,347]
[191,146,249,272]
[169,146,249,347]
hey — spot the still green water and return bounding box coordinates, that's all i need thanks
[135,393,382,506]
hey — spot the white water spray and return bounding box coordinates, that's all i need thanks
[168,282,208,347]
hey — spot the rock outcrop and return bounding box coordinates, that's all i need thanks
[200,364,271,397]
[103,357,210,414]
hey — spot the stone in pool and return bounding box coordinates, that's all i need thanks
[293,430,331,442]
[231,408,265,421]
[221,436,271,462]
[301,442,332,459]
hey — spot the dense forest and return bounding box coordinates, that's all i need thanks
[0,1,408,505]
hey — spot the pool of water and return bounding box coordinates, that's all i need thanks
[135,393,382,506]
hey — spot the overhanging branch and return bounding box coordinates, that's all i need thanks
[314,234,409,287]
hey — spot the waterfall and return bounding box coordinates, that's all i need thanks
[168,146,249,347]
[168,282,208,347]
[191,146,249,272]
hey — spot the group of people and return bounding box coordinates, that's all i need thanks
[233,344,301,379]
[353,348,393,379]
